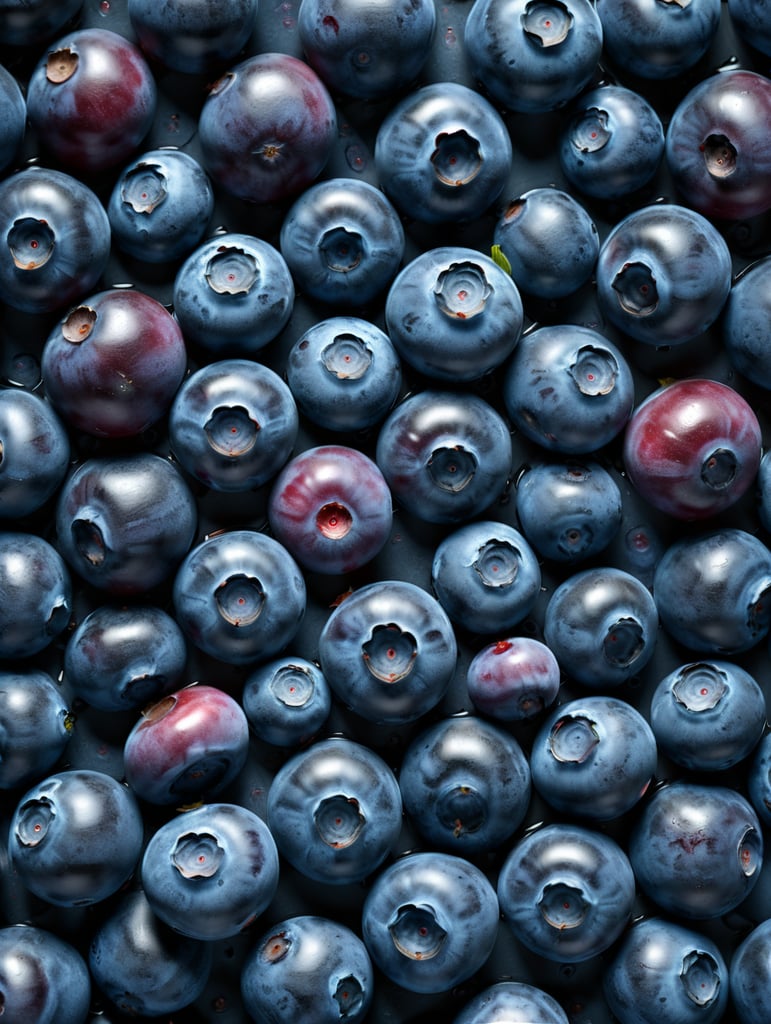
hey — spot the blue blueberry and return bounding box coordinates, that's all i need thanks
[242,656,332,747]
[285,316,402,432]
[530,695,657,821]
[0,390,70,519]
[141,802,280,940]
[0,532,72,660]
[650,661,766,772]
[502,324,635,454]
[758,450,771,533]
[318,579,457,724]
[0,924,91,1024]
[453,981,570,1024]
[169,358,299,492]
[280,178,405,307]
[516,460,623,563]
[384,246,523,382]
[543,567,659,688]
[361,850,499,993]
[375,81,512,223]
[241,915,374,1024]
[730,917,771,1024]
[376,390,512,524]
[497,822,636,962]
[746,731,771,829]
[399,714,531,853]
[0,0,84,47]
[431,520,541,634]
[723,255,771,389]
[728,0,771,56]
[266,737,403,885]
[0,64,25,174]
[0,669,72,791]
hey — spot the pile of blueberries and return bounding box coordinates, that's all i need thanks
[1,0,771,1021]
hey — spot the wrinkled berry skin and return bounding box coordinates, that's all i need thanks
[199,52,337,204]
[597,0,721,79]
[8,769,144,907]
[64,604,188,712]
[268,445,393,575]
[0,669,71,791]
[502,324,634,454]
[385,247,523,382]
[374,82,512,224]
[88,889,213,1018]
[530,695,657,821]
[666,69,771,221]
[464,0,603,114]
[748,732,771,828]
[280,178,405,307]
[26,28,157,173]
[361,850,499,994]
[730,917,771,1024]
[141,802,280,940]
[724,255,771,389]
[123,684,250,806]
[453,981,569,1024]
[242,656,332,747]
[543,567,659,688]
[653,528,771,654]
[173,529,306,665]
[266,737,402,885]
[55,453,197,595]
[603,917,729,1024]
[493,188,599,299]
[0,924,91,1024]
[318,579,457,723]
[376,390,512,524]
[559,84,665,200]
[0,0,83,47]
[431,520,542,634]
[651,661,766,772]
[399,715,531,854]
[595,203,732,347]
[172,232,295,356]
[466,636,561,721]
[516,460,623,563]
[169,359,299,492]
[298,0,437,99]
[128,0,259,74]
[629,781,763,919]
[286,317,402,432]
[0,532,72,660]
[41,288,188,438]
[107,148,215,264]
[0,390,70,519]
[0,65,25,174]
[498,823,636,962]
[0,167,111,315]
[242,915,374,1024]
[623,379,762,520]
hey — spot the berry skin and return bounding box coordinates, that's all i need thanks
[466,636,561,721]
[0,925,91,1024]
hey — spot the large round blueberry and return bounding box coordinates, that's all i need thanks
[0,532,72,660]
[242,656,332,748]
[723,255,771,389]
[730,917,771,1024]
[318,579,457,723]
[0,64,26,174]
[748,732,771,829]
[0,669,72,791]
[453,981,569,1024]
[361,851,499,993]
[466,636,561,721]
[0,925,91,1024]
[266,737,402,885]
[0,390,70,519]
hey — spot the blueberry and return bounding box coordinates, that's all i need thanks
[361,850,499,993]
[384,246,523,382]
[502,324,635,454]
[280,178,405,307]
[0,0,84,46]
[266,736,402,884]
[629,780,763,919]
[0,532,72,660]
[241,915,374,1024]
[0,390,70,520]
[169,358,299,492]
[0,924,91,1024]
[466,636,561,721]
[603,917,729,1024]
[318,579,457,723]
[0,669,71,791]
[729,917,771,1024]
[453,981,570,1024]
[285,316,402,432]
[242,656,332,747]
[497,822,636,962]
[8,769,144,907]
[0,64,26,174]
[728,0,771,56]
[530,695,657,821]
[543,567,659,688]
[88,888,214,1017]
[376,390,512,524]
[141,802,280,940]
[650,661,766,772]
[724,255,771,389]
[374,82,512,223]
[430,520,542,634]
[399,714,531,853]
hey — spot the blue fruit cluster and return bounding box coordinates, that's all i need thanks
[1,2,771,1023]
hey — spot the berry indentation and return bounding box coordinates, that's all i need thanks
[362,623,417,682]
[521,0,574,46]
[437,784,486,837]
[472,539,520,587]
[549,714,600,763]
[316,502,353,540]
[62,306,97,343]
[270,664,314,707]
[538,882,589,929]
[612,262,659,316]
[16,798,55,847]
[389,904,447,959]
[434,261,492,319]
[320,227,364,273]
[8,218,55,270]
[321,334,373,380]
[702,134,737,178]
[46,48,78,84]
[571,108,611,153]
[314,794,365,848]
[672,663,727,712]
[700,448,737,489]
[603,617,645,667]
[680,950,721,1007]
[431,130,483,186]
[172,831,225,878]
[568,346,619,396]
[121,163,168,214]
[206,247,259,295]
[215,573,265,626]
[204,405,260,457]
[334,975,365,1017]
[427,445,477,491]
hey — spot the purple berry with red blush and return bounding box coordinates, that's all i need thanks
[466,636,561,721]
